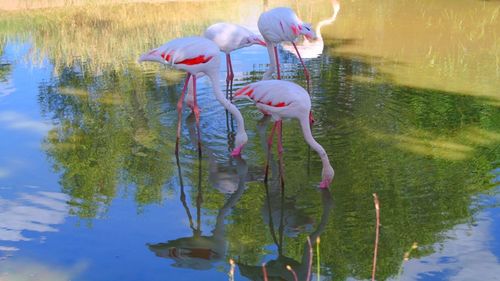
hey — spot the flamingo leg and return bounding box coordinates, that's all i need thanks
[227,53,235,100]
[291,42,310,93]
[274,46,281,80]
[275,120,286,191]
[292,42,316,125]
[264,121,278,183]
[277,120,283,155]
[192,75,202,156]
[225,54,231,99]
[227,53,235,131]
[225,54,230,131]
[176,73,192,156]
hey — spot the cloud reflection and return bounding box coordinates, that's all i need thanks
[0,191,68,245]
[0,111,52,135]
[395,211,500,281]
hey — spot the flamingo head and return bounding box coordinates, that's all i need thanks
[244,35,267,47]
[319,165,334,189]
[300,23,317,41]
[230,131,248,157]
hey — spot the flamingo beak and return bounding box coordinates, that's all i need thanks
[256,39,267,46]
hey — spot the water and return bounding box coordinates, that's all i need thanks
[0,0,499,280]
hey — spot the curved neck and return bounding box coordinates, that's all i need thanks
[207,71,246,136]
[299,116,331,170]
[315,0,340,40]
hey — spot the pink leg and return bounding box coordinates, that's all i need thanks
[227,53,235,100]
[292,42,315,125]
[276,120,283,155]
[264,121,278,183]
[192,75,202,156]
[225,54,231,99]
[227,54,235,131]
[176,73,192,155]
[274,46,281,80]
[292,42,311,94]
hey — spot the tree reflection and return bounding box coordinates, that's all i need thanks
[39,62,177,218]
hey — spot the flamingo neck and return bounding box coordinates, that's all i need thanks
[299,116,331,171]
[207,71,246,138]
[315,0,340,41]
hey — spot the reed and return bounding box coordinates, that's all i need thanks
[371,193,380,281]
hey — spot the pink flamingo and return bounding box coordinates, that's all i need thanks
[258,7,316,91]
[185,23,267,107]
[204,23,266,98]
[138,36,248,157]
[233,80,334,188]
[282,0,340,59]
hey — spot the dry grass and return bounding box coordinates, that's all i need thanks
[0,0,241,72]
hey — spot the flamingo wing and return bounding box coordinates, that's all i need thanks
[234,80,310,112]
[204,23,255,52]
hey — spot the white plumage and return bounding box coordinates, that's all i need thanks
[204,23,266,53]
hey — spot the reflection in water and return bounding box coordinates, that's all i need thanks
[238,188,333,281]
[0,190,68,256]
[282,0,340,59]
[147,126,248,270]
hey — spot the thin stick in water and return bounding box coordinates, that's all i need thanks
[228,259,235,281]
[262,262,269,281]
[372,193,380,281]
[316,237,321,281]
[307,236,313,281]
[286,265,299,281]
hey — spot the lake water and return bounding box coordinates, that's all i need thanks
[0,0,499,280]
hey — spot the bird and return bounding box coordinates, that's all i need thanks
[184,23,267,109]
[258,7,316,91]
[138,36,248,157]
[282,0,340,59]
[258,7,316,127]
[233,80,334,188]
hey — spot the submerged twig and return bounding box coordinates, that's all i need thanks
[228,259,235,281]
[262,262,269,281]
[316,237,321,281]
[307,236,313,281]
[372,193,380,281]
[286,265,299,281]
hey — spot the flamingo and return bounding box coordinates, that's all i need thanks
[233,80,334,188]
[282,0,340,59]
[185,23,267,109]
[205,23,266,98]
[138,36,248,157]
[258,7,316,91]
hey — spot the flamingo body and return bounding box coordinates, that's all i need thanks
[234,80,334,188]
[139,36,220,74]
[204,22,266,53]
[258,7,315,44]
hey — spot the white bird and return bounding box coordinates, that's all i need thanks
[282,0,340,59]
[258,7,316,91]
[185,23,266,108]
[138,36,248,157]
[233,80,334,188]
